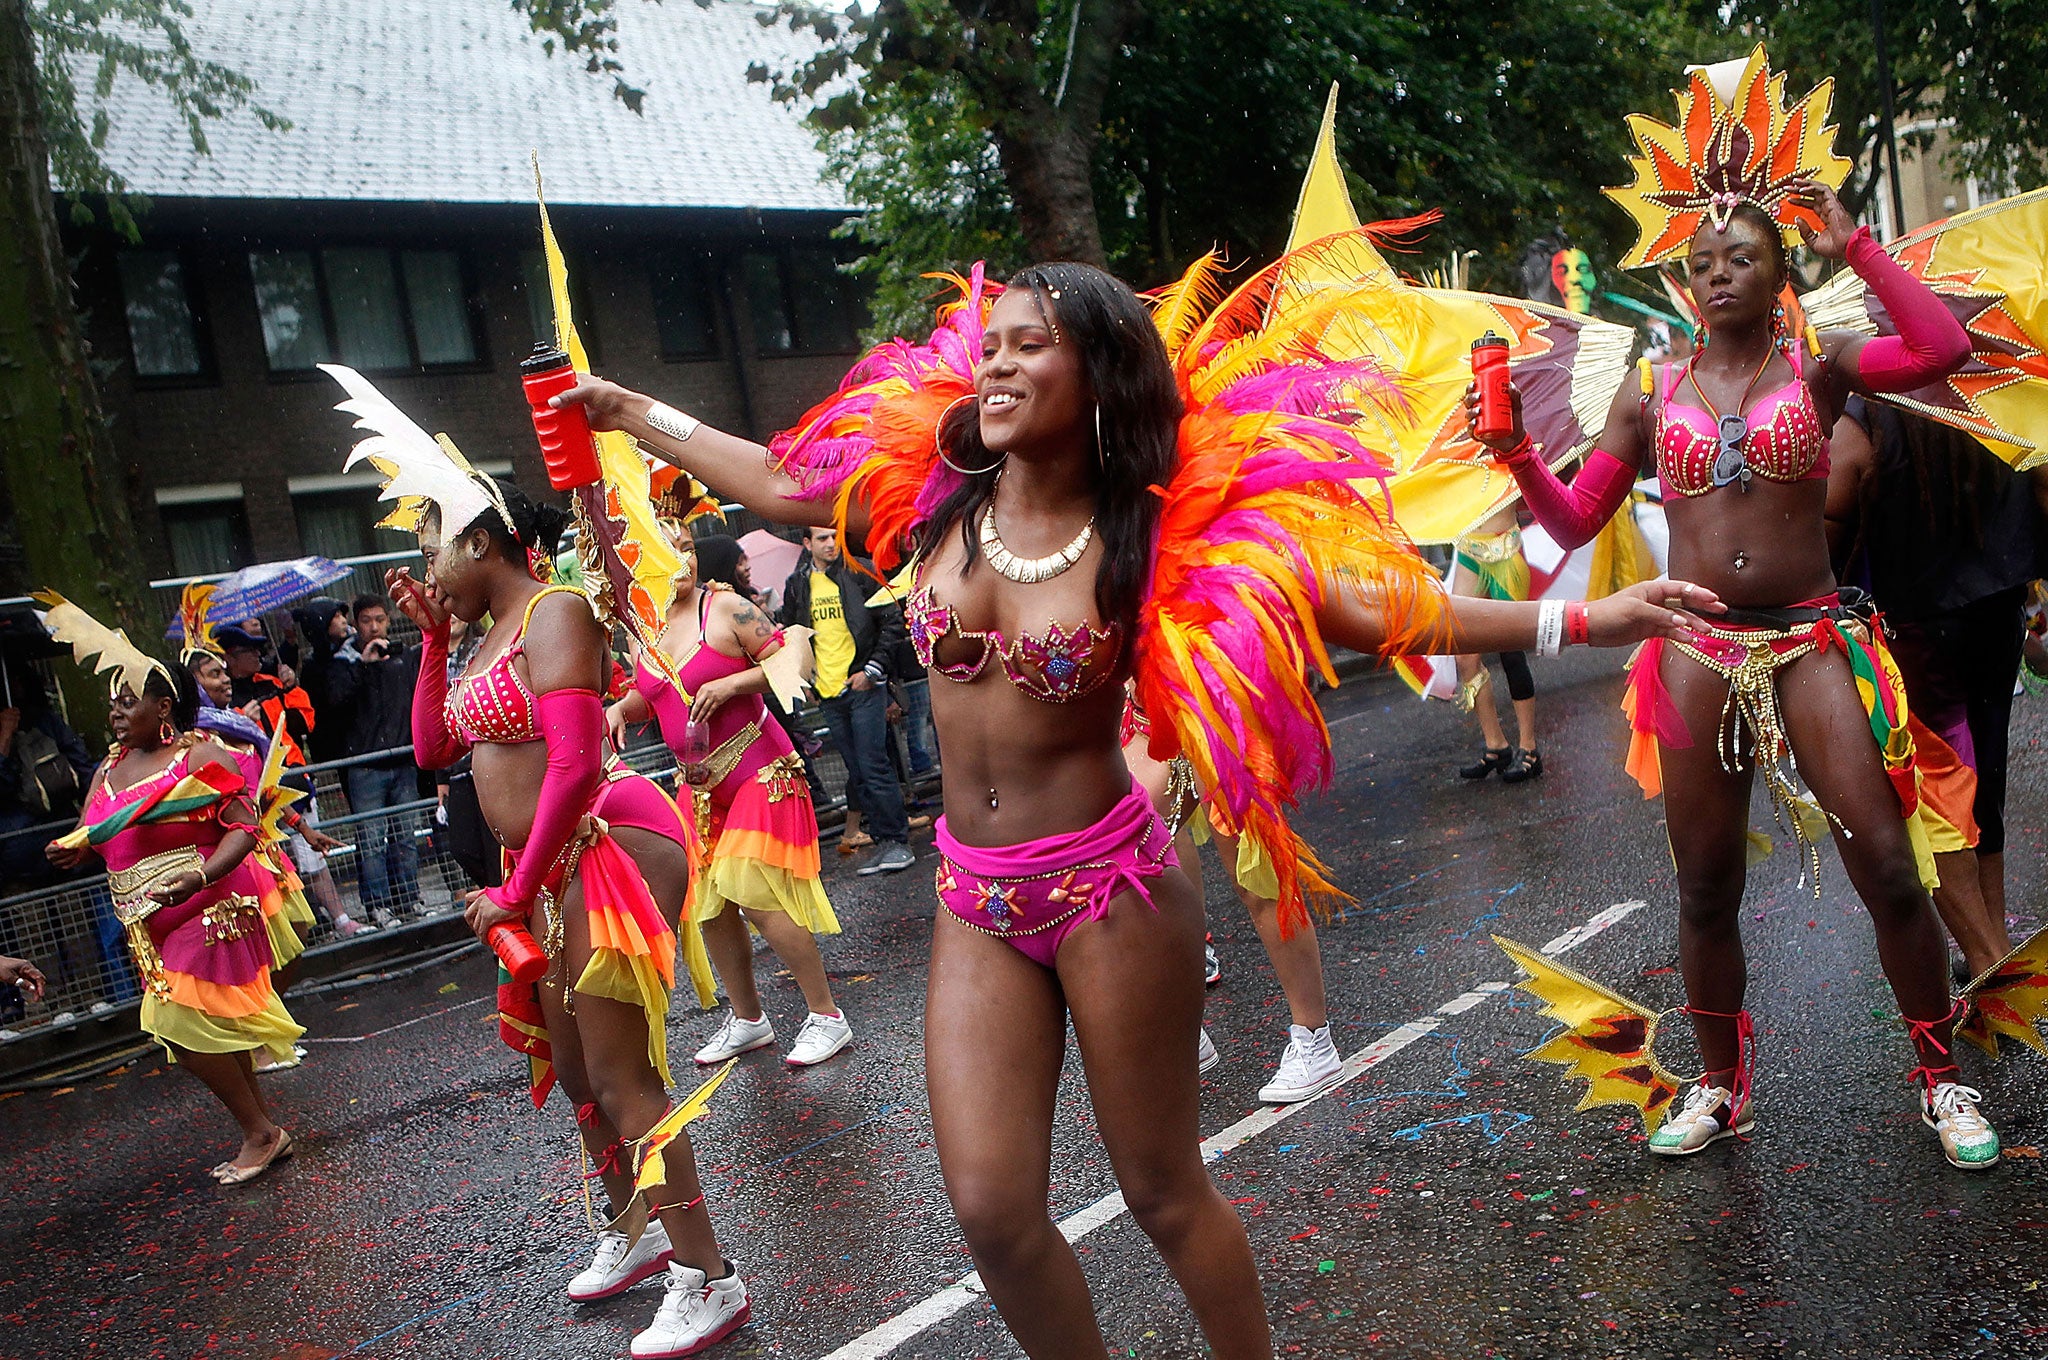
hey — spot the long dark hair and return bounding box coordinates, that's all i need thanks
[692,533,746,590]
[457,478,570,568]
[913,262,1184,625]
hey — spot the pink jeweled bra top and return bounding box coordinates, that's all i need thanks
[905,561,1122,704]
[1654,350,1828,499]
[446,586,583,745]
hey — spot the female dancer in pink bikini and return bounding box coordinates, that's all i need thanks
[607,527,851,1068]
[554,256,1716,1357]
[1467,156,1993,1167]
[324,364,746,1357]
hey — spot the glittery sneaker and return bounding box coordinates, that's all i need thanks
[1647,1083,1751,1156]
[631,1261,751,1358]
[1922,1082,1999,1171]
[784,1011,853,1067]
[1197,1027,1220,1075]
[694,1010,774,1065]
[568,1220,673,1302]
[1258,1024,1343,1104]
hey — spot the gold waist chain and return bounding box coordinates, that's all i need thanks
[1670,620,1845,893]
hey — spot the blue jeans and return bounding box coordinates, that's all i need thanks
[344,762,422,914]
[821,683,909,844]
[901,678,936,775]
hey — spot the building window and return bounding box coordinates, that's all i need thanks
[116,250,210,379]
[294,489,414,560]
[651,252,719,359]
[790,249,862,354]
[158,492,253,577]
[517,250,601,362]
[743,247,864,357]
[249,247,482,373]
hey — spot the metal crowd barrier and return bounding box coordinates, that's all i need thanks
[0,681,939,1054]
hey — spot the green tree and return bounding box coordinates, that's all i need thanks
[1,0,283,653]
[1727,0,2048,213]
[755,0,1724,316]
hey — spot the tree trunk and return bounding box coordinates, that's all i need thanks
[994,121,1106,264]
[955,0,1137,268]
[0,0,154,729]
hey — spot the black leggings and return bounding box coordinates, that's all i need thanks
[1889,587,2027,855]
[1495,651,1534,703]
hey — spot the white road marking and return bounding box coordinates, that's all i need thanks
[814,898,1646,1360]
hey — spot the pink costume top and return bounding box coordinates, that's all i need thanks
[905,560,1123,703]
[633,588,797,810]
[1653,347,1829,499]
[83,745,277,1003]
[447,609,546,747]
[1503,226,1970,549]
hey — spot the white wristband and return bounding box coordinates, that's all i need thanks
[645,401,700,444]
[1535,600,1566,657]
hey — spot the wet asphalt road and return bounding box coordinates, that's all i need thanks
[5,650,2047,1360]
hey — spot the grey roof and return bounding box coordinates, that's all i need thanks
[80,0,850,211]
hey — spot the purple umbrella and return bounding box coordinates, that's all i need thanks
[165,556,352,640]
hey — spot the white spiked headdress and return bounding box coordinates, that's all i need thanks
[321,364,516,537]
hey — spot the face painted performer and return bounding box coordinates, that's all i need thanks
[319,367,745,1358]
[1551,247,1597,314]
[605,512,850,1070]
[550,234,1715,1355]
[38,595,304,1184]
[1467,46,1997,1169]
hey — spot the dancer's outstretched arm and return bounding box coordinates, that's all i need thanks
[1317,576,1722,658]
[550,377,862,536]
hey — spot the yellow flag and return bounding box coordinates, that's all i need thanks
[1287,83,1362,251]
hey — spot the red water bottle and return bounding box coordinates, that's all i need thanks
[486,919,550,984]
[679,715,712,786]
[1471,330,1515,443]
[521,342,603,490]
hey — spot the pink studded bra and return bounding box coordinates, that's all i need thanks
[1654,350,1829,499]
[905,561,1123,704]
[446,585,584,745]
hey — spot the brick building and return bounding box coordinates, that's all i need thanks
[63,0,855,578]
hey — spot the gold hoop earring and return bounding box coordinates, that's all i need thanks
[158,719,175,744]
[935,393,1005,477]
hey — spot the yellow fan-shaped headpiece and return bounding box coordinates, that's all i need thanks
[1606,44,1852,269]
[33,590,176,700]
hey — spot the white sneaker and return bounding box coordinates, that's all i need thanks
[1648,1082,1751,1156]
[1922,1081,2000,1171]
[1197,1028,1220,1075]
[784,1012,852,1067]
[568,1220,674,1302]
[694,1011,775,1065]
[631,1261,751,1358]
[1258,1024,1343,1104]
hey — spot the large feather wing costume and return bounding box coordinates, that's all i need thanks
[1801,186,2048,471]
[766,239,1450,931]
[1495,935,1685,1134]
[1270,224,1637,545]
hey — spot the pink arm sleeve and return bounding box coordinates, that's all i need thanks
[486,687,605,915]
[1846,227,1971,392]
[411,627,466,770]
[1498,445,1637,550]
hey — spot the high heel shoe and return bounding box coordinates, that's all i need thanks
[1500,747,1544,783]
[1460,747,1511,780]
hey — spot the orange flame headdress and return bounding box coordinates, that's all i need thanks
[1606,44,1852,269]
